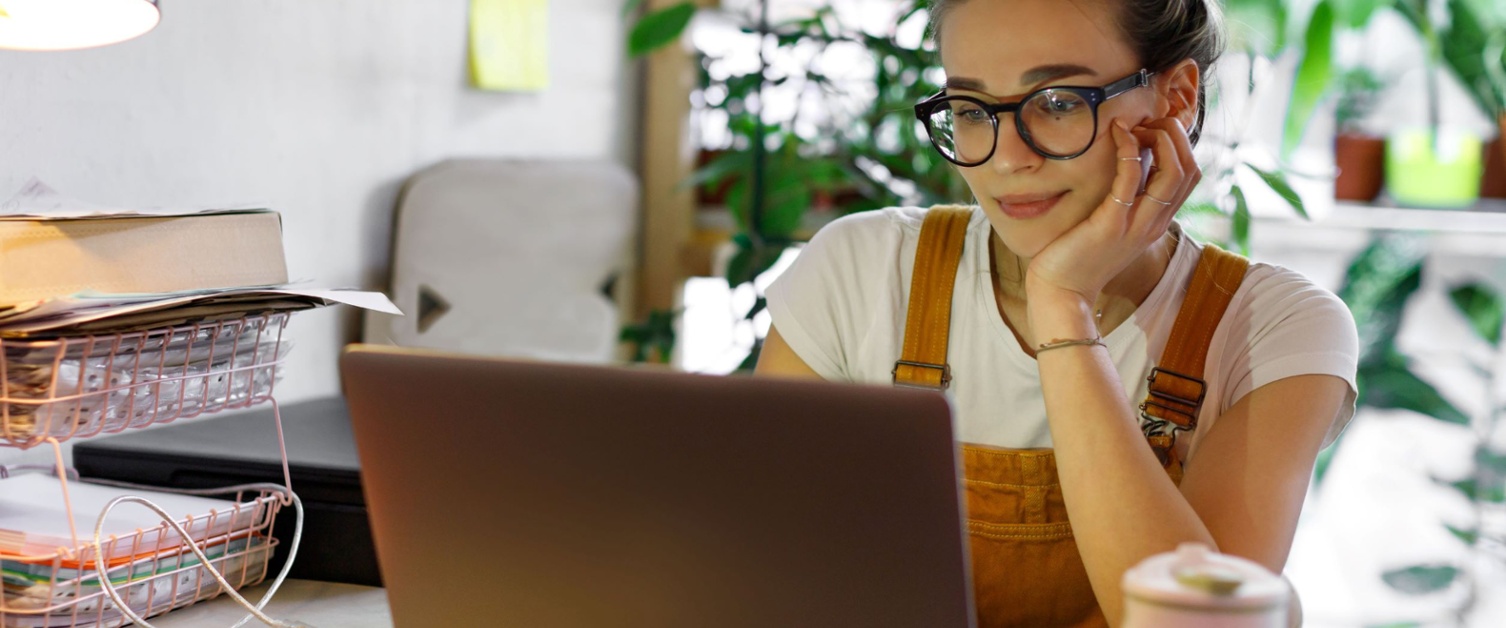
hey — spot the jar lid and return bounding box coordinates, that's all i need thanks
[1121,543,1289,611]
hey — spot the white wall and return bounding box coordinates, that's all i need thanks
[0,0,639,463]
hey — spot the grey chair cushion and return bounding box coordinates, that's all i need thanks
[363,159,637,363]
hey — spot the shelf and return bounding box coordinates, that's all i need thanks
[1256,199,1506,234]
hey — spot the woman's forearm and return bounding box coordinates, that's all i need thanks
[1028,289,1216,627]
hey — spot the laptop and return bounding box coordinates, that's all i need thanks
[339,344,975,628]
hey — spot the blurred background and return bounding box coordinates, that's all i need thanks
[0,0,1503,625]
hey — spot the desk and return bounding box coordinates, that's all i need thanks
[148,580,391,627]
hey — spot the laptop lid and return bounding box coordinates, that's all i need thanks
[340,344,974,628]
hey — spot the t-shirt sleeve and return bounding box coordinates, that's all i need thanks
[1220,267,1360,449]
[764,211,897,381]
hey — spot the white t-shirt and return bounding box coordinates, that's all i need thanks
[765,206,1359,462]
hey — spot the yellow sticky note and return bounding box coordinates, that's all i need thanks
[469,0,549,91]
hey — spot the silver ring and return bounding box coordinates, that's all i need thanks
[1118,156,1142,162]
[1109,194,1134,207]
[1143,193,1173,206]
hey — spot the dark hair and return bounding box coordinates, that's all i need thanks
[926,0,1225,146]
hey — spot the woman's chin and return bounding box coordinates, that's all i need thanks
[985,211,1080,261]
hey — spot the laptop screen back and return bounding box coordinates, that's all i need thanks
[340,345,974,628]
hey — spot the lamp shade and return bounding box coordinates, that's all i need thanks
[0,0,160,51]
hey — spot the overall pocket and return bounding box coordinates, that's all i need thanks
[966,520,1100,627]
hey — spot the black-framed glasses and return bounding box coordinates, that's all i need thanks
[913,69,1152,166]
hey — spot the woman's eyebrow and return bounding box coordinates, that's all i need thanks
[944,77,988,91]
[1020,64,1097,85]
[944,64,1099,93]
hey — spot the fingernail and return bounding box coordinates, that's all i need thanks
[1114,120,1128,132]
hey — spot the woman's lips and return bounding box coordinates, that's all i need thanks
[994,192,1066,220]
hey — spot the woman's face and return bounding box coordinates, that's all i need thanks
[937,0,1160,259]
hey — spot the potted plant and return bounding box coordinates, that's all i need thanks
[1424,0,1505,198]
[1469,25,1506,197]
[1386,0,1486,209]
[1334,66,1388,201]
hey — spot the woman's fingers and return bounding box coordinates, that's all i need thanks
[1141,117,1200,203]
[1108,121,1146,218]
[1127,125,1182,241]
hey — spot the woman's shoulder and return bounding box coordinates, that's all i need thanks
[1223,254,1358,354]
[1170,233,1349,316]
[1239,259,1350,314]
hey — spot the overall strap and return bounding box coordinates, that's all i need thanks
[892,206,974,390]
[1142,244,1250,483]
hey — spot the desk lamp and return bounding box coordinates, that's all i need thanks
[0,0,159,51]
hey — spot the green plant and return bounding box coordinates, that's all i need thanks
[1224,0,1346,159]
[624,0,964,369]
[1397,0,1506,121]
[1334,66,1387,135]
[619,307,680,364]
[1317,235,1506,618]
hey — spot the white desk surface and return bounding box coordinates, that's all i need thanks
[148,579,391,627]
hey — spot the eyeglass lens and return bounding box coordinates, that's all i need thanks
[925,89,1097,163]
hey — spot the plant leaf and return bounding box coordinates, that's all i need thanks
[737,337,764,372]
[1358,353,1470,425]
[1337,236,1425,364]
[1284,0,1335,159]
[619,308,679,363]
[1446,525,1479,545]
[1231,185,1252,256]
[1381,564,1461,595]
[678,150,750,192]
[628,2,696,57]
[1478,447,1506,479]
[745,296,767,320]
[620,0,644,19]
[1333,0,1390,29]
[1245,163,1309,219]
[1446,477,1479,500]
[1448,283,1504,347]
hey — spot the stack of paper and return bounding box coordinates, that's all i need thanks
[0,475,275,626]
[0,285,398,337]
[0,475,263,561]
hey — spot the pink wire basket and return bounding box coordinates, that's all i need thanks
[0,482,284,628]
[0,313,289,449]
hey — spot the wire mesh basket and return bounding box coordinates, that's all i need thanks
[0,483,284,628]
[0,313,289,449]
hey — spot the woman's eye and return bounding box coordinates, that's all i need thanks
[1032,94,1085,115]
[952,104,990,124]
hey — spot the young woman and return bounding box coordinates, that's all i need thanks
[755,0,1359,626]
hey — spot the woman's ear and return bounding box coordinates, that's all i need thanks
[1159,59,1200,128]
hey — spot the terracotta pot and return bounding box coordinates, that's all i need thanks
[1484,115,1506,199]
[1334,133,1386,202]
[695,149,737,207]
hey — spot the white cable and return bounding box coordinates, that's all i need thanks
[87,481,313,628]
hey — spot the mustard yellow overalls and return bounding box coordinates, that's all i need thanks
[893,207,1248,627]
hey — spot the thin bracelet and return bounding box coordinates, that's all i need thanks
[1036,336,1107,353]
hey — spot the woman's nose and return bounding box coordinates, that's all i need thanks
[988,116,1043,174]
